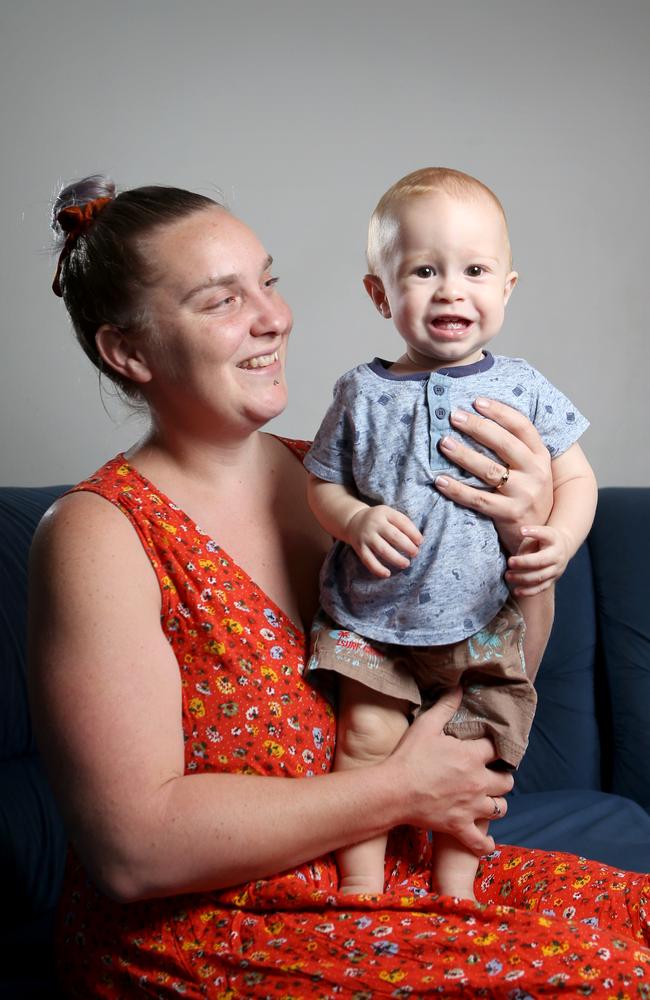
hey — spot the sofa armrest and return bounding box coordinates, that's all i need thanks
[0,485,70,970]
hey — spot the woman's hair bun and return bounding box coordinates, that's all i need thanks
[51,175,116,244]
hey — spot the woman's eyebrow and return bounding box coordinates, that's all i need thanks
[181,274,237,303]
[181,255,274,304]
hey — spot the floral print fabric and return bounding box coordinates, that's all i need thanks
[56,446,650,998]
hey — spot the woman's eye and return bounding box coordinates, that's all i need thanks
[466,265,484,277]
[207,295,236,311]
[264,276,280,289]
[415,266,435,278]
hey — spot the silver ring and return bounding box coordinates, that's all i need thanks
[493,466,510,491]
[490,796,502,817]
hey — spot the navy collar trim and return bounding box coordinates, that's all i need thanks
[368,352,495,381]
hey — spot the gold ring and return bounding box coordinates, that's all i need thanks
[494,466,510,491]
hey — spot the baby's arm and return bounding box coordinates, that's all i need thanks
[505,442,598,597]
[307,475,423,579]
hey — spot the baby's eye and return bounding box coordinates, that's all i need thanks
[465,265,484,277]
[414,265,435,278]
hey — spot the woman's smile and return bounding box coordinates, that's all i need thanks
[237,349,281,371]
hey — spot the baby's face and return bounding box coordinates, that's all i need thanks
[370,191,517,371]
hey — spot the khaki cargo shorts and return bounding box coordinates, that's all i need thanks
[308,597,536,768]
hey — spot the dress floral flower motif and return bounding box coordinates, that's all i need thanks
[56,443,650,999]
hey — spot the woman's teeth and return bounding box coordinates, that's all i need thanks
[238,351,279,370]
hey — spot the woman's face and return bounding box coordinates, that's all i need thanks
[136,206,293,438]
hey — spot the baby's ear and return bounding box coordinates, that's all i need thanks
[504,270,518,306]
[363,274,391,318]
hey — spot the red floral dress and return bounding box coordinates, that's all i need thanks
[56,444,650,999]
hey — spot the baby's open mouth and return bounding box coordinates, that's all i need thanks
[430,316,471,331]
[238,351,279,370]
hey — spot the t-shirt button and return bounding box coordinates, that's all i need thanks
[435,407,447,419]
[433,384,445,395]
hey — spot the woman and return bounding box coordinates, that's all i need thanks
[29,176,649,998]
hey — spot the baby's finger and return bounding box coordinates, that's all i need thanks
[515,535,539,557]
[358,548,392,578]
[388,510,424,546]
[519,525,557,543]
[369,536,412,570]
[508,548,560,572]
[507,568,558,592]
[508,557,560,581]
[379,522,421,558]
[510,578,556,597]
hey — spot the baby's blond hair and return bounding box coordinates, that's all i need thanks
[367,167,512,274]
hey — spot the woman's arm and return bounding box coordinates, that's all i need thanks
[28,493,512,903]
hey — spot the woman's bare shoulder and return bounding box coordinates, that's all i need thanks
[37,486,115,521]
[30,488,153,583]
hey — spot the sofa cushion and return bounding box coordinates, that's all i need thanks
[589,488,650,811]
[513,542,602,794]
[498,789,650,873]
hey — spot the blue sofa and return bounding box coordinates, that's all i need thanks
[1,484,649,996]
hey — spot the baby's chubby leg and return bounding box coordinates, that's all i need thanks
[431,823,486,901]
[334,676,410,894]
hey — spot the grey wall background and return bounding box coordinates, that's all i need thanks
[1,0,648,487]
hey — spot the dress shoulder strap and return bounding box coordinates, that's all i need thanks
[272,435,312,463]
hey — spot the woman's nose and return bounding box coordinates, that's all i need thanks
[250,293,292,336]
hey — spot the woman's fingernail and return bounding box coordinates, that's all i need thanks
[475,397,490,408]
[435,476,449,488]
[440,436,456,450]
[451,410,468,424]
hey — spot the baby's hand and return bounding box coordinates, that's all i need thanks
[346,505,423,578]
[504,525,573,596]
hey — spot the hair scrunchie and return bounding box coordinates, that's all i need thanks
[52,196,112,297]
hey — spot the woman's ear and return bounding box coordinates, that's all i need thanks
[95,325,153,385]
[363,274,392,318]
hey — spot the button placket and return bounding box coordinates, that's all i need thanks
[427,376,451,470]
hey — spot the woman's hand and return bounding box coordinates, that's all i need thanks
[434,397,553,555]
[385,688,513,856]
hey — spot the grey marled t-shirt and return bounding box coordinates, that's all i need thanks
[304,352,589,645]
